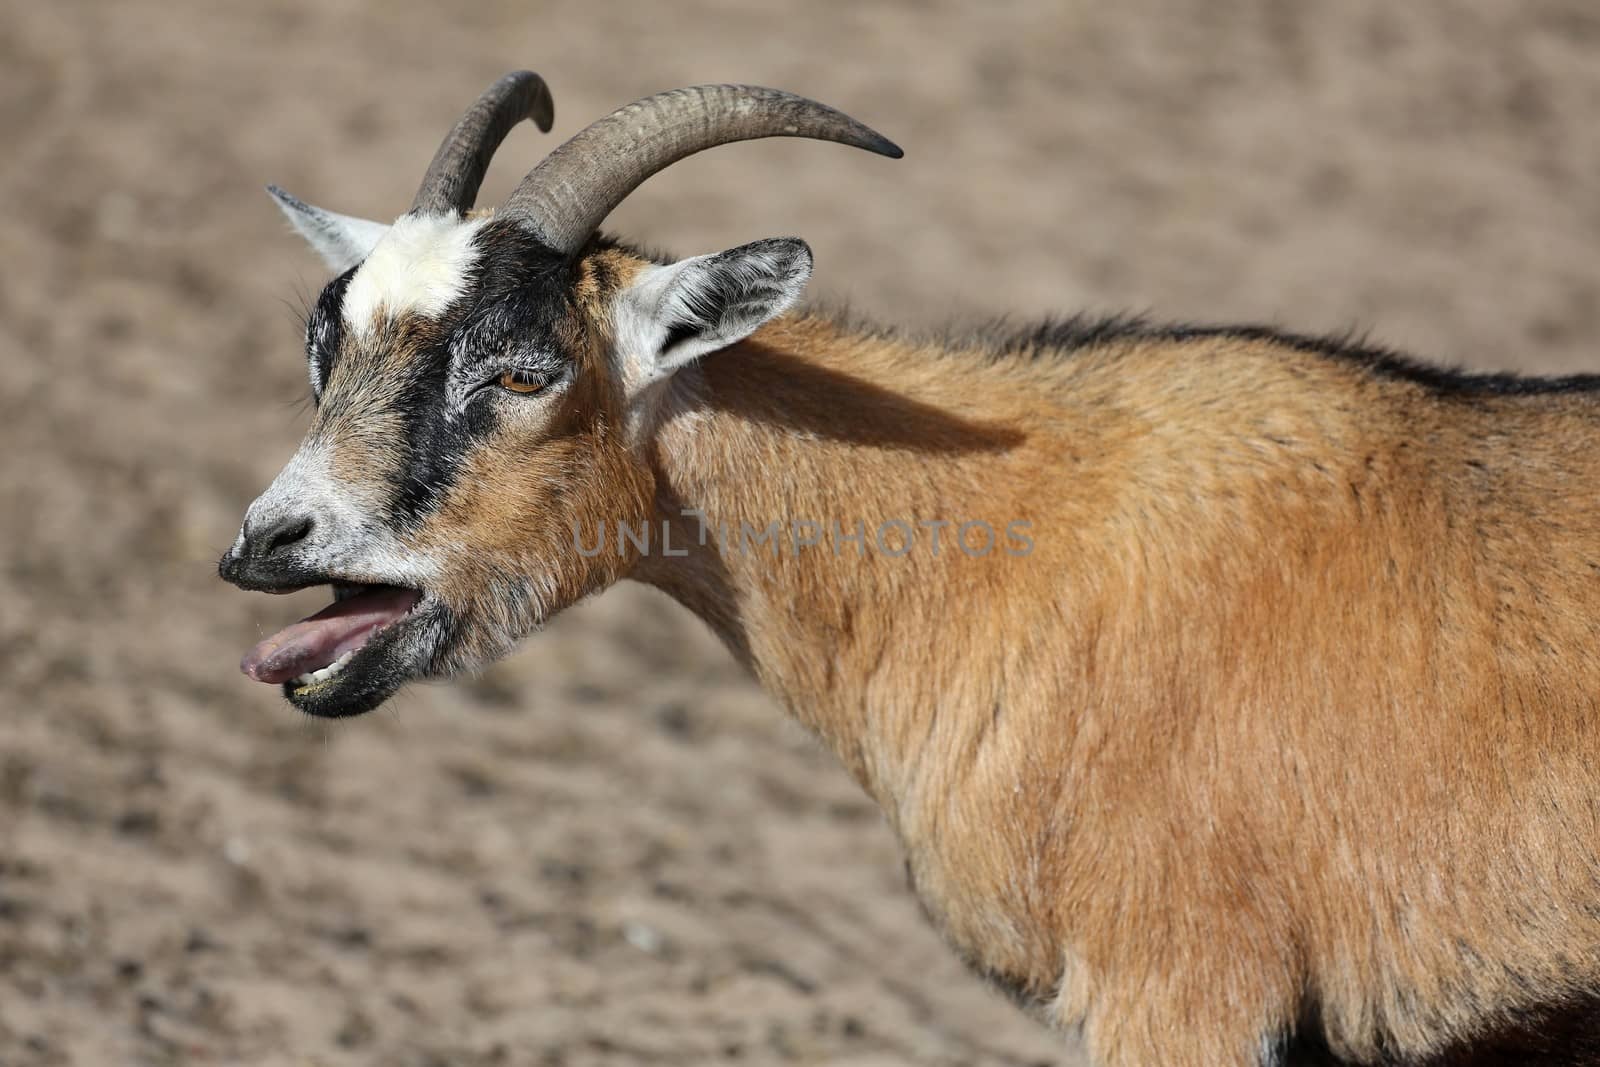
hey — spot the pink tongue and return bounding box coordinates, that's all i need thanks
[241,587,421,684]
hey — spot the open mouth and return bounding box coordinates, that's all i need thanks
[240,583,428,716]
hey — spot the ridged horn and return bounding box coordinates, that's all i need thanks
[411,71,555,216]
[499,84,901,254]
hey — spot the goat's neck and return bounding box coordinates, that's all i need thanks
[632,314,1048,809]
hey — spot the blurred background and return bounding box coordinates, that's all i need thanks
[2,2,1598,1064]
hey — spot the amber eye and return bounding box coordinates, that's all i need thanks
[498,369,544,394]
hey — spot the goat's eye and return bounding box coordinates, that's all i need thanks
[498,369,544,395]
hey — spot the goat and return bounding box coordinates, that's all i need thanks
[219,72,1600,1066]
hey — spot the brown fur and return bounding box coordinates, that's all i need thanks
[624,302,1600,1063]
[316,317,426,496]
[320,239,1600,1064]
[400,250,656,667]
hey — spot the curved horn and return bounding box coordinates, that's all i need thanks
[411,71,555,217]
[499,84,901,254]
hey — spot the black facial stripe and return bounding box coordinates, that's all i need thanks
[388,357,497,527]
[306,266,356,398]
[467,219,569,302]
[383,221,578,530]
[449,220,575,389]
[447,294,569,406]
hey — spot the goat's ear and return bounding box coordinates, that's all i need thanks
[266,185,391,273]
[616,238,813,387]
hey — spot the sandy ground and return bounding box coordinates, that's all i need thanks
[3,2,1599,1064]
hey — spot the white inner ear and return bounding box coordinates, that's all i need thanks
[612,260,705,390]
[267,185,391,274]
[611,239,813,399]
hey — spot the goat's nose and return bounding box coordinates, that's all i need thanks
[219,509,323,591]
[242,513,315,561]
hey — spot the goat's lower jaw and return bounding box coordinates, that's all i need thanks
[240,583,435,718]
[286,584,419,690]
[280,620,425,718]
[290,647,359,690]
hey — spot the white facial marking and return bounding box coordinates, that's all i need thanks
[342,213,489,336]
[240,439,439,588]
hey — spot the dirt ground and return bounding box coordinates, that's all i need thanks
[3,2,1599,1064]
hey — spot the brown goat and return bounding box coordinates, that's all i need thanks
[221,73,1600,1066]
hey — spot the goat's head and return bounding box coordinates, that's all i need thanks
[218,72,900,717]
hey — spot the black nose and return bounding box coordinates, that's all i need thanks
[244,514,314,560]
[218,512,317,590]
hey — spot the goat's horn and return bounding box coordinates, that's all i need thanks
[411,71,555,217]
[499,84,901,255]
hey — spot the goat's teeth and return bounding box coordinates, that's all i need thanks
[296,650,361,689]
